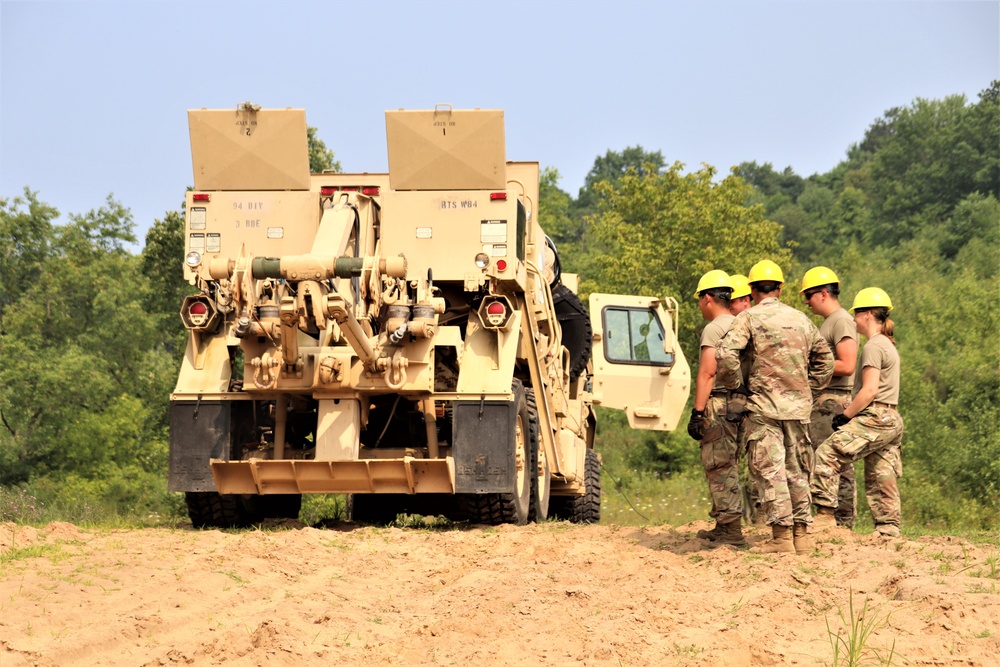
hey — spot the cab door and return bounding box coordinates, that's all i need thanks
[588,294,690,430]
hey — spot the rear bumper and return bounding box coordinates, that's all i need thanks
[210,457,455,495]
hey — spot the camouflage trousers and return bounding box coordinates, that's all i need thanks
[743,413,813,527]
[812,405,903,530]
[700,395,742,523]
[811,389,857,527]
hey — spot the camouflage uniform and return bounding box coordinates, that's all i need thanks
[699,314,742,524]
[716,298,834,527]
[811,307,859,527]
[812,334,903,532]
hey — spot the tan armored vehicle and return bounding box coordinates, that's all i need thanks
[169,105,690,527]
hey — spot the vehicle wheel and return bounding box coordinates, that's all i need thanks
[550,449,601,523]
[461,380,534,526]
[185,492,256,529]
[347,494,401,525]
[552,283,593,383]
[526,386,549,521]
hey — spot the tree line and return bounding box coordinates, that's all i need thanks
[1,87,996,528]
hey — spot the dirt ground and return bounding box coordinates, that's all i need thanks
[1,520,998,667]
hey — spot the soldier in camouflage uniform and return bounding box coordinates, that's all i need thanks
[727,274,761,525]
[716,260,834,554]
[813,288,903,538]
[688,270,745,546]
[801,267,859,528]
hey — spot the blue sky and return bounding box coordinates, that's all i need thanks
[2,1,997,247]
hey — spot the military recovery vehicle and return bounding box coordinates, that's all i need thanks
[169,104,690,527]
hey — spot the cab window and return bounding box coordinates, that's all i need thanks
[602,307,673,366]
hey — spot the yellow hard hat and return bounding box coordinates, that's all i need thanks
[748,259,784,285]
[850,287,893,313]
[800,266,840,293]
[729,274,751,299]
[694,270,733,298]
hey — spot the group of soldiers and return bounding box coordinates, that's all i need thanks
[688,260,903,554]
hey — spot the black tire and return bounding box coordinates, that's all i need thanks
[462,380,534,526]
[185,492,257,529]
[552,284,592,382]
[550,449,601,524]
[526,386,550,521]
[347,494,401,525]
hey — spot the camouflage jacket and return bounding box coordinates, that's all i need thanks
[716,297,834,420]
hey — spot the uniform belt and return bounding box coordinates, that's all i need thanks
[823,387,852,394]
[872,401,897,410]
[710,389,728,397]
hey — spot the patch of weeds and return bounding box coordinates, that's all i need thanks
[967,582,998,594]
[825,589,897,666]
[217,570,247,586]
[972,629,992,639]
[1,544,63,567]
[827,537,846,546]
[890,559,906,570]
[0,487,46,523]
[320,538,353,551]
[804,597,834,616]
[671,643,704,658]
[727,596,746,614]
[367,616,383,624]
[935,561,953,575]
[959,553,999,580]
[688,554,704,564]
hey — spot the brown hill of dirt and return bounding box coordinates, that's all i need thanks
[1,520,997,666]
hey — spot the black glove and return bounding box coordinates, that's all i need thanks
[687,408,707,440]
[831,413,851,430]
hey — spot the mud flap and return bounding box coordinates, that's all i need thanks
[453,398,515,493]
[168,400,249,492]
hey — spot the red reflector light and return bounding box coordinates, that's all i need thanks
[496,259,508,271]
[487,302,506,315]
[490,192,507,201]
[192,193,210,202]
[320,186,336,196]
[189,302,208,316]
[362,186,380,196]
[341,186,359,192]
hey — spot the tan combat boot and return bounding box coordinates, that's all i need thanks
[793,523,814,555]
[759,525,795,553]
[717,520,747,547]
[696,522,726,540]
[812,506,837,531]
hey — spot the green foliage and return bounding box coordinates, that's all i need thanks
[574,145,666,216]
[0,189,58,328]
[0,193,179,520]
[586,161,791,362]
[307,126,341,173]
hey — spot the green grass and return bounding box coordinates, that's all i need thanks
[1,543,63,566]
[825,590,897,666]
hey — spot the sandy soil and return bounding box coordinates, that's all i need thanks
[1,519,998,666]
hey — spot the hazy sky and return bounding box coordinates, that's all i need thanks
[2,1,997,246]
